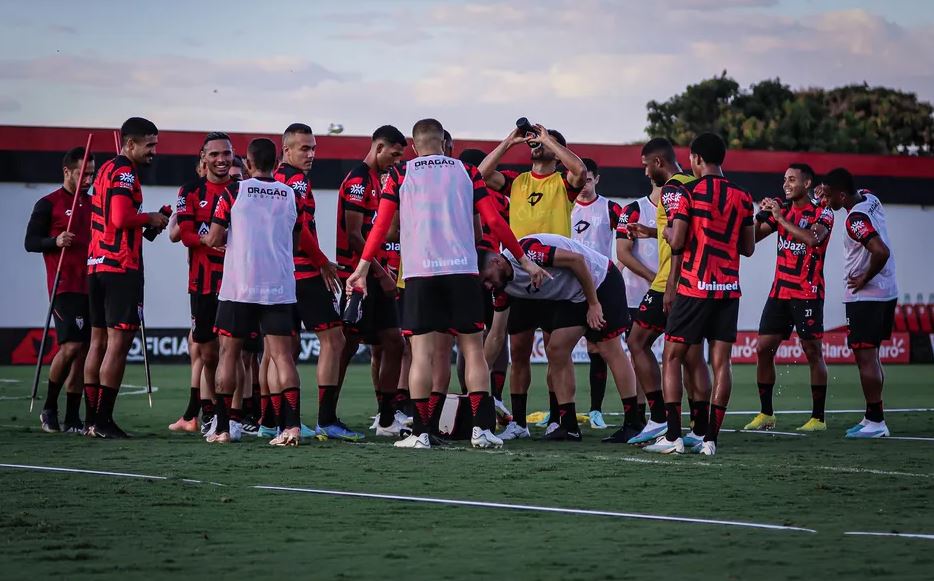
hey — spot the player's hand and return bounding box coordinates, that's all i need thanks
[626,223,652,239]
[320,262,341,295]
[662,226,673,244]
[55,231,75,248]
[760,197,782,218]
[532,124,553,148]
[147,211,169,229]
[346,262,370,297]
[847,271,869,292]
[663,284,676,314]
[586,302,606,330]
[506,127,531,148]
[519,256,551,289]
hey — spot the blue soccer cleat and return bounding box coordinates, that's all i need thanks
[316,420,365,442]
[627,420,668,445]
[258,425,278,438]
[844,421,890,439]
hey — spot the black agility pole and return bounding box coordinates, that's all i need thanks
[113,130,153,408]
[30,133,94,413]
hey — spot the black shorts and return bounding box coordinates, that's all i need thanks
[52,292,90,344]
[339,272,398,342]
[403,274,484,336]
[634,290,666,334]
[758,297,824,340]
[505,297,580,335]
[214,300,294,339]
[584,265,630,343]
[242,333,263,353]
[396,287,406,328]
[190,293,219,343]
[294,276,342,333]
[88,271,143,331]
[846,299,897,349]
[666,296,740,345]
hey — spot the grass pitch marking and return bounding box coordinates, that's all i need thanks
[256,484,816,534]
[0,462,814,534]
[0,383,158,401]
[845,531,934,541]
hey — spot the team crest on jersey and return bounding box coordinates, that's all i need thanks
[574,220,591,234]
[527,192,543,207]
[75,316,84,330]
[798,217,810,228]
[176,196,186,211]
[65,209,72,216]
[198,223,210,236]
[619,214,630,225]
[849,219,868,238]
[199,200,209,208]
[291,180,308,195]
[661,191,682,209]
[348,183,366,200]
[118,172,135,187]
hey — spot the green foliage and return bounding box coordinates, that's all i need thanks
[646,72,934,154]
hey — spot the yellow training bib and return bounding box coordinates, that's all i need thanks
[508,172,574,239]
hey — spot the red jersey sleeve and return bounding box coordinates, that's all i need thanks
[616,201,640,239]
[499,169,520,197]
[465,163,490,205]
[519,237,557,266]
[212,187,235,228]
[381,164,405,203]
[845,212,878,246]
[341,173,369,212]
[608,199,623,231]
[741,192,755,228]
[816,206,835,230]
[662,185,691,223]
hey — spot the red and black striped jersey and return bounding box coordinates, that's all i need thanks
[274,163,320,280]
[88,155,144,274]
[336,162,380,279]
[669,175,754,299]
[760,199,834,300]
[478,188,510,252]
[24,187,92,296]
[175,177,228,294]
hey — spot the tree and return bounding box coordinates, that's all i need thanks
[645,74,934,154]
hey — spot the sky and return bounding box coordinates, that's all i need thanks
[1,0,933,144]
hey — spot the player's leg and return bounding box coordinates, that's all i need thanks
[507,329,534,431]
[586,342,608,429]
[844,300,893,439]
[595,336,641,441]
[259,305,304,446]
[429,333,455,435]
[542,324,586,441]
[625,324,667,444]
[459,331,501,447]
[405,332,437,445]
[210,334,242,443]
[95,327,135,438]
[82,326,107,434]
[41,293,87,432]
[257,348,278,437]
[372,328,405,436]
[746,297,790,430]
[61,344,87,432]
[695,299,742,455]
[682,344,711,447]
[794,299,828,431]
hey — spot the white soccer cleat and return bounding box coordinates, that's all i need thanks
[471,427,504,449]
[375,419,406,437]
[368,415,379,430]
[626,419,668,445]
[394,433,431,449]
[683,431,705,448]
[395,410,414,427]
[644,436,684,454]
[844,420,890,439]
[496,421,531,440]
[494,398,513,419]
[544,422,560,436]
[588,410,609,429]
[692,440,716,456]
[202,415,218,439]
[229,420,243,442]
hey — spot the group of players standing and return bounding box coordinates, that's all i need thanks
[26,115,899,454]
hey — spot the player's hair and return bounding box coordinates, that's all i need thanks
[247,138,277,172]
[232,155,245,169]
[282,123,313,145]
[690,132,727,166]
[459,148,487,167]
[62,146,89,170]
[583,157,599,177]
[478,249,498,271]
[641,137,676,164]
[202,131,231,149]
[443,129,453,143]
[822,167,855,196]
[120,117,158,145]
[787,163,815,184]
[372,125,406,147]
[547,129,567,147]
[412,118,444,141]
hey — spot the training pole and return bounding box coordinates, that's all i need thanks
[30,134,94,412]
[113,130,153,408]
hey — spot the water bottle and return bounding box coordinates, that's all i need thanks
[143,205,172,241]
[342,290,364,325]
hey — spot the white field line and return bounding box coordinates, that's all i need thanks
[845,531,934,541]
[0,384,159,401]
[0,462,813,533]
[882,436,934,442]
[255,484,816,533]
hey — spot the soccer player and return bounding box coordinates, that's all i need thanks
[84,117,168,439]
[168,132,234,434]
[207,138,317,446]
[571,158,623,430]
[645,133,754,456]
[618,138,710,446]
[817,168,898,439]
[274,123,352,440]
[744,163,834,432]
[335,125,407,436]
[347,118,546,449]
[25,146,94,433]
[479,123,586,432]
[483,234,641,441]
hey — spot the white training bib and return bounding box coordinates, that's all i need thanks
[504,233,609,303]
[572,195,615,261]
[219,177,298,305]
[843,192,898,302]
[619,196,658,308]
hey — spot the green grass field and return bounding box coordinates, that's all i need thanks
[1,362,933,580]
